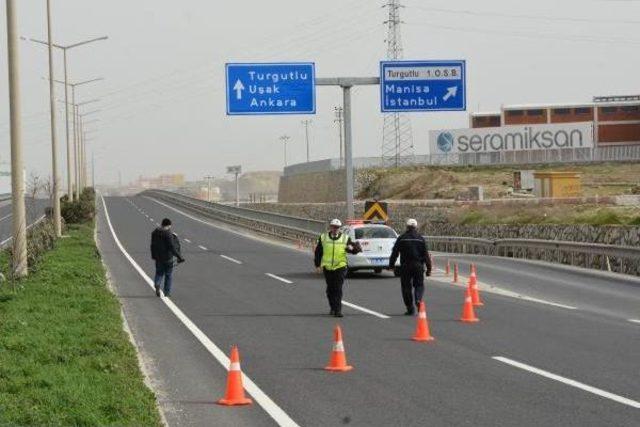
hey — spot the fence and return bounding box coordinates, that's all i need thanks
[283,146,640,176]
[144,190,640,276]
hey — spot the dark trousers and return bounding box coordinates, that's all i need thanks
[154,261,174,295]
[323,267,347,314]
[400,262,424,309]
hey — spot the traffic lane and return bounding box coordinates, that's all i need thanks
[0,198,50,243]
[100,197,278,426]
[116,199,640,422]
[432,253,640,320]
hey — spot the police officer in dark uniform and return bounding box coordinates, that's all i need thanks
[389,218,432,315]
[314,219,362,317]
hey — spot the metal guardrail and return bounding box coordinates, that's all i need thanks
[143,190,640,276]
[428,236,640,276]
[143,190,323,246]
[0,193,11,202]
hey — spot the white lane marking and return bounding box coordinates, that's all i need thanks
[433,267,577,310]
[220,254,243,265]
[198,245,208,251]
[100,196,299,426]
[184,238,191,243]
[628,319,640,324]
[493,356,640,409]
[150,218,155,222]
[148,197,393,319]
[266,273,293,284]
[342,301,390,319]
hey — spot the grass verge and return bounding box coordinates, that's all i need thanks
[0,223,162,426]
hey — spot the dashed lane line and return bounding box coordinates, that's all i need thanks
[100,196,299,427]
[266,273,293,284]
[493,356,640,409]
[220,254,243,265]
[628,319,640,324]
[342,301,390,319]
[198,245,208,251]
[184,238,191,243]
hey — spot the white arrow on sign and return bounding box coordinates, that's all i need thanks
[442,86,458,101]
[233,79,245,100]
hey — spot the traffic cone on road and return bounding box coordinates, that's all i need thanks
[445,260,450,275]
[217,346,252,406]
[469,275,484,307]
[412,301,435,342]
[325,325,353,372]
[469,268,477,287]
[460,288,480,323]
[453,263,459,283]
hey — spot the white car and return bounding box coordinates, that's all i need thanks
[342,222,401,276]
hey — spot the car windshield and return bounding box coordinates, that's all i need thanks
[354,227,397,239]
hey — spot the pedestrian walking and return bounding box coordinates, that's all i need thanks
[314,219,361,317]
[389,218,432,315]
[150,218,185,297]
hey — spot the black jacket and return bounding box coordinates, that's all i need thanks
[389,228,431,273]
[314,232,362,268]
[151,227,184,263]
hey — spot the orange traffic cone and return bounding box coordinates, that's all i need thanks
[460,288,480,323]
[430,254,435,270]
[445,260,450,275]
[469,275,484,307]
[469,269,477,287]
[453,263,459,283]
[412,301,435,342]
[217,346,252,406]
[325,325,353,372]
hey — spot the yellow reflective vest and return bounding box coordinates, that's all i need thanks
[320,232,349,271]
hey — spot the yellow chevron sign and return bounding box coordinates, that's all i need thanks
[363,201,388,221]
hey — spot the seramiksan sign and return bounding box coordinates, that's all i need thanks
[429,123,594,154]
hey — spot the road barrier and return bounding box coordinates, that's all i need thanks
[143,190,640,276]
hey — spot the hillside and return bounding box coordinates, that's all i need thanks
[357,162,640,200]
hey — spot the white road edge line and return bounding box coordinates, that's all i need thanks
[265,273,293,284]
[342,301,390,319]
[100,196,299,426]
[220,254,243,265]
[628,319,640,324]
[433,267,577,310]
[493,356,640,409]
[198,245,208,251]
[148,197,392,319]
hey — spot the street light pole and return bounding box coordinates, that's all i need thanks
[203,175,214,202]
[5,0,27,277]
[279,135,290,167]
[301,120,312,163]
[26,36,108,201]
[45,0,61,237]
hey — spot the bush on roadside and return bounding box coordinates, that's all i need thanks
[61,187,96,224]
[6,218,58,274]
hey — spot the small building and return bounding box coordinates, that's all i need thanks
[533,171,582,198]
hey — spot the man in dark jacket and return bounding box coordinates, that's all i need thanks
[151,218,185,297]
[389,218,432,315]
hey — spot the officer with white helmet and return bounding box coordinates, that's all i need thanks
[389,218,432,315]
[314,218,362,317]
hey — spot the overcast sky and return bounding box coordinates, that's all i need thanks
[0,0,639,188]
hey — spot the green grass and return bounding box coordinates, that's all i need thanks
[0,223,162,426]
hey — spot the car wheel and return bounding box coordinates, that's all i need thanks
[374,268,383,274]
[346,269,355,278]
[393,267,401,277]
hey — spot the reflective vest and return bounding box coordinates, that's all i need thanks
[320,232,349,271]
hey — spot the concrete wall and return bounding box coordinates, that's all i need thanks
[278,170,346,203]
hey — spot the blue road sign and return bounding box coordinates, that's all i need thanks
[226,62,316,115]
[380,60,466,113]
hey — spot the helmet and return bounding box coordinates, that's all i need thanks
[329,218,342,227]
[406,218,418,228]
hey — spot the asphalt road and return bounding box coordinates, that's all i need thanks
[97,195,640,427]
[0,198,50,245]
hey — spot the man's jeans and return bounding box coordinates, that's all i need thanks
[154,261,174,295]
